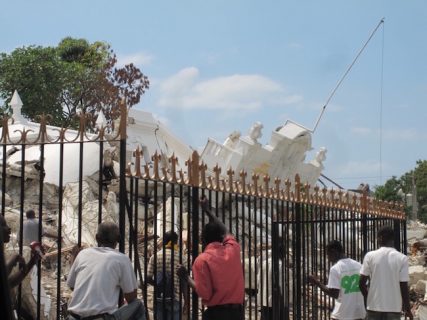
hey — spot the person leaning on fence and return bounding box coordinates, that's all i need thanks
[177,196,244,320]
[67,221,146,320]
[147,230,189,320]
[0,214,42,318]
[359,225,413,320]
[308,240,366,320]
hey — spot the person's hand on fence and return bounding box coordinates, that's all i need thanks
[11,254,25,270]
[177,265,189,281]
[307,274,320,286]
[200,195,209,213]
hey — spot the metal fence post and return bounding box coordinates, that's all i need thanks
[361,214,368,257]
[294,175,302,320]
[190,151,200,320]
[118,101,127,254]
[394,219,401,251]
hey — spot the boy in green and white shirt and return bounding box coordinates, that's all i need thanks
[309,240,366,320]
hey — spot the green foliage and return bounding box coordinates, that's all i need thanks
[374,160,427,222]
[0,46,65,123]
[374,176,402,202]
[0,38,149,128]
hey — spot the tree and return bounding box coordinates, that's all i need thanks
[374,160,427,222]
[374,176,402,202]
[0,38,149,128]
[0,46,65,123]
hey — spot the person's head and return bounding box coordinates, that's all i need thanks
[201,221,225,247]
[0,215,11,243]
[326,240,344,263]
[96,221,120,248]
[163,230,178,245]
[378,225,394,247]
[26,209,35,219]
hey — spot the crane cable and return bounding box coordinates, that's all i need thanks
[312,18,385,133]
[379,20,385,185]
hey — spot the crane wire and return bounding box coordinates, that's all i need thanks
[379,20,385,185]
[312,18,385,133]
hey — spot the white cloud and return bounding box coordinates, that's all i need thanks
[117,52,154,67]
[157,67,302,110]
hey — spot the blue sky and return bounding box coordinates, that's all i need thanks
[1,1,426,189]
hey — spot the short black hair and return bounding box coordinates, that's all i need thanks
[163,230,178,245]
[96,221,120,246]
[26,209,35,218]
[202,221,225,245]
[326,240,344,253]
[378,225,394,243]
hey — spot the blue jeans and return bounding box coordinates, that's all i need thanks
[68,300,146,320]
[155,299,180,320]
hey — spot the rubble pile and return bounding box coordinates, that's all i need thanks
[407,220,427,319]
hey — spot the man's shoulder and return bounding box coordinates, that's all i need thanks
[194,252,210,266]
[81,247,129,260]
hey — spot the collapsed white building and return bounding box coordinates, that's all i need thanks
[1,90,330,318]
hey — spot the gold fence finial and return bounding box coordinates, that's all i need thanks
[252,173,260,196]
[152,151,161,180]
[169,154,178,183]
[227,168,235,193]
[240,171,247,194]
[134,147,142,177]
[200,162,208,188]
[213,165,221,191]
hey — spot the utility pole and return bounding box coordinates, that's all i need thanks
[412,175,418,221]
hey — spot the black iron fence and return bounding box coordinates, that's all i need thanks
[126,150,406,320]
[0,105,406,320]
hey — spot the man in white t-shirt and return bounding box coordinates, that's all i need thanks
[67,222,145,320]
[308,240,366,320]
[359,225,413,320]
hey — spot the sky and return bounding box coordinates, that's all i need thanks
[1,0,426,190]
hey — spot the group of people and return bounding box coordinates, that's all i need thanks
[309,225,412,320]
[0,197,245,320]
[67,194,245,320]
[1,206,413,320]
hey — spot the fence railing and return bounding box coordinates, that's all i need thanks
[125,150,406,320]
[0,104,406,320]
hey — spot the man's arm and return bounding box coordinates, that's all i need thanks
[177,264,212,301]
[400,282,413,319]
[123,289,137,303]
[6,254,25,275]
[307,275,339,299]
[146,256,155,286]
[200,196,227,235]
[359,274,369,308]
[8,254,39,288]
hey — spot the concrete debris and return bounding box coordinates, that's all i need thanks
[407,220,427,319]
